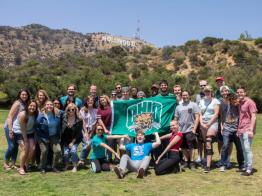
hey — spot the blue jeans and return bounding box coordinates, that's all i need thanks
[221,130,244,168]
[239,132,253,171]
[4,125,18,163]
[80,138,91,161]
[63,143,79,164]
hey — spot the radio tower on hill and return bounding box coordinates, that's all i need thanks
[135,19,141,40]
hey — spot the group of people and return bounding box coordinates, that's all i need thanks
[3,76,257,178]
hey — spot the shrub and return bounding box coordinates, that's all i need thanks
[202,37,223,46]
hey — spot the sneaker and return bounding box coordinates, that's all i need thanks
[40,169,46,174]
[72,166,77,173]
[203,166,210,173]
[52,167,60,173]
[195,157,202,163]
[236,167,246,172]
[182,162,189,169]
[137,168,145,179]
[220,166,226,172]
[114,167,124,179]
[241,170,252,176]
[189,162,196,170]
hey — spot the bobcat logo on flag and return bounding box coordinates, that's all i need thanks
[126,101,162,134]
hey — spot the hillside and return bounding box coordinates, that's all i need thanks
[0,24,262,110]
[0,24,152,68]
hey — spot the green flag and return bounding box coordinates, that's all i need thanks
[110,95,177,137]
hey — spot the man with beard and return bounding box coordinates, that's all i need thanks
[60,84,82,110]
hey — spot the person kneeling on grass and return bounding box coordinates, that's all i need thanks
[90,123,130,173]
[154,120,183,175]
[114,131,161,179]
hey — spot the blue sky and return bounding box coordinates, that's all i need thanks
[1,0,261,47]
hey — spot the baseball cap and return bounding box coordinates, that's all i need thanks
[151,84,159,89]
[215,76,224,82]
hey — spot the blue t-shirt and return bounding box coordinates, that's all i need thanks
[90,134,108,160]
[125,143,153,160]
[47,112,58,136]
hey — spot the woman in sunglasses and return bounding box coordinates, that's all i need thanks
[90,123,129,173]
[61,103,83,172]
[199,85,220,173]
[36,100,63,173]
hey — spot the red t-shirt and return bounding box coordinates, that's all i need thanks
[169,131,183,152]
[97,106,112,129]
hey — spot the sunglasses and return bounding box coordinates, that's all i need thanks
[200,85,206,87]
[115,87,121,89]
[97,128,103,131]
[68,108,75,112]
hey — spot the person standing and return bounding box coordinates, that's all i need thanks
[89,84,99,108]
[173,85,183,104]
[3,89,30,171]
[60,84,82,110]
[219,91,244,172]
[237,87,257,176]
[174,91,200,169]
[158,80,173,97]
[195,80,208,164]
[199,85,220,173]
[150,83,159,97]
[61,103,83,172]
[36,100,63,173]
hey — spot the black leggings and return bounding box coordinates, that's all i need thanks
[91,158,110,173]
[155,151,180,175]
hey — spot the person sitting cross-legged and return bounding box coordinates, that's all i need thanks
[114,131,161,179]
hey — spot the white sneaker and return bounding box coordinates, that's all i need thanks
[195,157,202,163]
[72,166,77,173]
[220,166,226,172]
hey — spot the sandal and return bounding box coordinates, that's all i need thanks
[11,165,19,170]
[18,169,26,175]
[3,163,12,171]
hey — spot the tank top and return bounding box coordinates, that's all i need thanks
[12,115,35,134]
[4,101,26,129]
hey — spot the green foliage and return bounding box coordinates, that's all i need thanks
[255,37,262,45]
[140,46,153,55]
[202,37,223,46]
[185,40,200,46]
[162,46,174,60]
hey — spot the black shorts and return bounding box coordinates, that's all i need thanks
[27,133,35,139]
[181,132,197,149]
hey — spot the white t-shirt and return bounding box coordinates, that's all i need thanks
[199,98,220,122]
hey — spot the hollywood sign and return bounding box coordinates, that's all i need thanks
[101,36,136,48]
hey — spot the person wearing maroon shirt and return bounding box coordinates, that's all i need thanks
[237,87,257,176]
[97,95,117,163]
[97,95,112,131]
[154,120,183,175]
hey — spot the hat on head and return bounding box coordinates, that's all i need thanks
[219,85,229,92]
[215,76,224,82]
[151,83,159,89]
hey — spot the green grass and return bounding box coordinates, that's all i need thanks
[0,109,262,196]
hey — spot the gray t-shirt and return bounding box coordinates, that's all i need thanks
[174,101,200,133]
[220,101,239,132]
